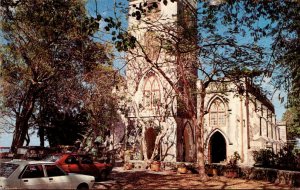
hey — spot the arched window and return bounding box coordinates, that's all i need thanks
[143,72,161,109]
[209,99,226,127]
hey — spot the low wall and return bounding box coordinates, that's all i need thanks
[239,166,300,187]
[209,164,300,187]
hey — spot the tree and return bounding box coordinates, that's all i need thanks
[282,107,300,140]
[234,0,300,139]
[271,1,300,140]
[0,0,113,151]
[77,64,125,148]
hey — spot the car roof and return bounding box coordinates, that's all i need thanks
[53,153,91,156]
[5,159,55,166]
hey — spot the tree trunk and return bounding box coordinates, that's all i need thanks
[11,119,31,153]
[141,125,148,162]
[25,132,30,146]
[39,127,45,147]
[11,90,36,153]
[196,86,208,181]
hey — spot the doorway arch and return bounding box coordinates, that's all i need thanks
[145,127,157,159]
[209,131,226,163]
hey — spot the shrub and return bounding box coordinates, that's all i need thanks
[252,145,300,171]
[276,145,298,170]
[252,149,276,168]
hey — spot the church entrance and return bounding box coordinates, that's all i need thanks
[145,127,157,159]
[209,131,226,163]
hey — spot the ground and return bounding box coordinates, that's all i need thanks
[94,167,293,189]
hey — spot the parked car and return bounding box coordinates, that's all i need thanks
[0,160,95,189]
[44,153,113,181]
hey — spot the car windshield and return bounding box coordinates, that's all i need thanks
[79,156,93,164]
[44,155,62,162]
[0,163,19,178]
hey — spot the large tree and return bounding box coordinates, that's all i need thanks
[271,1,300,140]
[233,0,300,139]
[0,0,115,151]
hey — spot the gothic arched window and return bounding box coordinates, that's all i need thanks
[143,72,161,109]
[209,99,226,127]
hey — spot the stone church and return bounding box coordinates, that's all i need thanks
[120,0,287,166]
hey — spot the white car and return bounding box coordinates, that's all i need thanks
[0,160,95,189]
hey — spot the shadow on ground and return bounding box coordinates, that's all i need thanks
[93,168,292,189]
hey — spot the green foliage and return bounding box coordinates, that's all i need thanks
[276,145,299,171]
[237,1,300,126]
[283,108,300,140]
[253,145,300,171]
[0,0,119,148]
[130,0,161,20]
[45,111,88,147]
[226,151,241,169]
[253,149,276,168]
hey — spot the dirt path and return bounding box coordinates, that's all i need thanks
[94,167,294,189]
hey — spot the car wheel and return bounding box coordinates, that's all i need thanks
[76,183,89,190]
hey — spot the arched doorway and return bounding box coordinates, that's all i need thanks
[209,131,226,163]
[145,127,157,159]
[183,123,195,162]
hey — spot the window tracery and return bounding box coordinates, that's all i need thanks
[143,72,161,110]
[209,98,226,127]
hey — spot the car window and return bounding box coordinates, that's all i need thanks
[21,165,44,178]
[0,163,19,178]
[45,165,67,177]
[44,155,62,162]
[81,156,93,164]
[65,156,79,164]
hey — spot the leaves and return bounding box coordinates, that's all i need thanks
[0,0,119,147]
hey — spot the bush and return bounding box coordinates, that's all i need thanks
[253,145,300,171]
[252,149,276,168]
[276,145,298,170]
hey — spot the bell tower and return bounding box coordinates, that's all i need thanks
[126,0,198,162]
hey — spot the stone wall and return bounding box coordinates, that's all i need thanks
[239,166,300,187]
[206,164,300,187]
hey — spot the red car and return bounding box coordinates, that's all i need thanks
[44,153,113,181]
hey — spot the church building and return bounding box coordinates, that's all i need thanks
[122,0,287,166]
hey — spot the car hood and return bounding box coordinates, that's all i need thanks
[0,177,8,189]
[0,177,7,182]
[69,173,95,180]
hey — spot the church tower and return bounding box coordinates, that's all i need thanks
[126,0,198,162]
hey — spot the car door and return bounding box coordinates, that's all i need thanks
[80,156,99,177]
[19,164,49,189]
[44,164,71,189]
[63,155,81,174]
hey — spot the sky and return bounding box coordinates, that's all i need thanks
[0,0,288,147]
